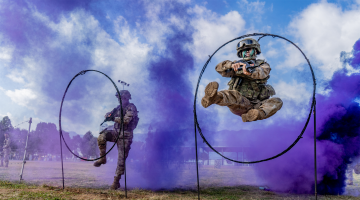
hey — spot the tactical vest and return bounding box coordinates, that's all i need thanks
[228,59,275,101]
[114,103,139,133]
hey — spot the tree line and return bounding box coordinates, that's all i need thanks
[0,116,99,159]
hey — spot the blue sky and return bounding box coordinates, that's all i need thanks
[1,0,360,136]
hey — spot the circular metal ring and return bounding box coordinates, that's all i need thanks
[59,69,124,161]
[193,33,316,164]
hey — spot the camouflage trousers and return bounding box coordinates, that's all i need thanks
[0,151,3,166]
[98,129,132,178]
[217,90,283,117]
[1,149,10,166]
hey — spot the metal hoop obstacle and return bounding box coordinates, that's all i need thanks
[58,70,128,197]
[193,33,317,199]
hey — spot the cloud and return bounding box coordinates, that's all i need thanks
[239,0,266,13]
[274,80,311,105]
[270,80,312,121]
[188,5,246,62]
[0,112,12,120]
[0,3,153,135]
[0,35,14,68]
[35,9,151,135]
[275,40,307,71]
[238,0,267,22]
[5,89,37,107]
[6,72,26,84]
[0,46,13,62]
[139,1,189,52]
[288,1,360,79]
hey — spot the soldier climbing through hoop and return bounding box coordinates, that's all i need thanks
[93,90,139,190]
[201,38,283,122]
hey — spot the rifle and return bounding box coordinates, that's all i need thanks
[226,59,256,73]
[100,107,117,126]
[225,60,257,88]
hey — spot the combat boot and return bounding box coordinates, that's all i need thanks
[110,176,121,190]
[201,82,223,108]
[242,109,266,122]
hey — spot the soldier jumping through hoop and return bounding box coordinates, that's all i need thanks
[201,38,283,122]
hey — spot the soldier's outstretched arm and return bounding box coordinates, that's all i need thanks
[248,62,271,79]
[215,60,236,77]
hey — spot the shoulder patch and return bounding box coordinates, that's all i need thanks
[255,59,265,66]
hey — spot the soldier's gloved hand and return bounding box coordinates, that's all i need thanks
[242,64,251,76]
[231,62,248,73]
[231,62,242,72]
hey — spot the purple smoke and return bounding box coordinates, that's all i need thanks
[125,1,218,189]
[244,39,360,194]
[5,0,360,194]
[1,0,219,189]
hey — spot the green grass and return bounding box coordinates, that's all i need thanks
[2,180,360,200]
[2,161,360,199]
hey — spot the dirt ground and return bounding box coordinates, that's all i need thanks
[1,160,360,199]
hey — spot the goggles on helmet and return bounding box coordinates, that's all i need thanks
[237,39,254,48]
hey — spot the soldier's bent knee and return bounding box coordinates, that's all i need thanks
[97,134,107,146]
[269,97,283,107]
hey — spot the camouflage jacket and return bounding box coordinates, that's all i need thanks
[112,103,139,134]
[3,138,10,150]
[215,59,275,102]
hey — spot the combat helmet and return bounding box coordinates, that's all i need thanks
[236,38,261,60]
[115,90,131,100]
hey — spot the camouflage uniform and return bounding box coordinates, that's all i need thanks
[0,147,3,167]
[347,158,360,185]
[94,95,139,189]
[346,164,354,185]
[2,137,11,167]
[100,103,138,176]
[214,60,283,119]
[202,38,283,122]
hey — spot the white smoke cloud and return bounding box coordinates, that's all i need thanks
[287,1,360,79]
[188,5,246,63]
[5,89,37,107]
[0,7,154,136]
[0,46,13,62]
